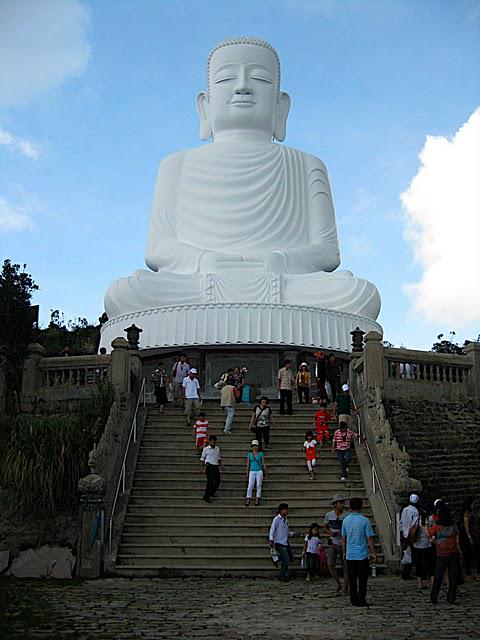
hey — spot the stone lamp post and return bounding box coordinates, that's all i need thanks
[124,324,143,349]
[350,327,365,353]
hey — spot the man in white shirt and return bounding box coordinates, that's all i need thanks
[400,493,420,580]
[182,368,201,426]
[200,435,223,503]
[269,503,297,581]
[172,354,190,407]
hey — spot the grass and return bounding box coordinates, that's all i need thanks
[2,414,88,516]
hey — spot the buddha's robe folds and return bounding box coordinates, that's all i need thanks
[105,143,380,320]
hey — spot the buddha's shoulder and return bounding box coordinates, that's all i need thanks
[158,144,328,171]
[284,146,329,173]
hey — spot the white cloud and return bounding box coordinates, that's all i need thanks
[0,196,34,232]
[401,107,480,326]
[0,0,91,108]
[0,128,39,159]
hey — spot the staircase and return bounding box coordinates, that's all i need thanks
[115,401,384,576]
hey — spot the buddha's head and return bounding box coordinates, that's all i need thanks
[197,37,291,142]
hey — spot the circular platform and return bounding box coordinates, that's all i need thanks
[99,302,382,353]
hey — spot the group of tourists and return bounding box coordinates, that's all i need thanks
[268,496,376,607]
[192,396,357,506]
[400,493,480,604]
[151,355,350,419]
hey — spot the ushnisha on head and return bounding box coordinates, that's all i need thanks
[196,36,291,143]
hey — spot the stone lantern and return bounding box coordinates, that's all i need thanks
[350,327,365,353]
[124,324,143,349]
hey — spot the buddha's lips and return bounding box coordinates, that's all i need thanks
[230,98,256,105]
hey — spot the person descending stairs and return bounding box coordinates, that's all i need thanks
[115,400,384,577]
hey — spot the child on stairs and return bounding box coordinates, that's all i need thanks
[302,522,323,581]
[314,401,332,447]
[193,411,209,454]
[303,430,318,480]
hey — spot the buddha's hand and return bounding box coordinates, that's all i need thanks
[199,251,245,272]
[263,251,288,274]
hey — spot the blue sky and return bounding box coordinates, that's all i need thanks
[1,0,479,349]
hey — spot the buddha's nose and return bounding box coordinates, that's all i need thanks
[234,66,251,94]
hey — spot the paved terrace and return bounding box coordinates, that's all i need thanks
[1,576,479,639]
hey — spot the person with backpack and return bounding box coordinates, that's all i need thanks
[335,383,352,425]
[249,396,274,451]
[400,493,420,580]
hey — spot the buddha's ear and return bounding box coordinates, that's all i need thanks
[196,91,212,141]
[273,91,291,142]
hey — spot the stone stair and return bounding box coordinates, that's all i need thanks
[115,401,384,576]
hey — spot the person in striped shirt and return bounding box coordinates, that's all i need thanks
[193,412,209,453]
[332,421,357,481]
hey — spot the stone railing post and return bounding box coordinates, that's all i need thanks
[362,331,386,390]
[129,347,142,396]
[108,337,131,396]
[77,474,106,578]
[21,343,46,412]
[464,342,480,404]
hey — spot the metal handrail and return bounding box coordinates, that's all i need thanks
[108,377,146,554]
[349,384,396,540]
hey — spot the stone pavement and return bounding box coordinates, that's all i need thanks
[1,575,479,639]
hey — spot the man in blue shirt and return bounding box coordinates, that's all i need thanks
[269,503,297,581]
[342,497,377,607]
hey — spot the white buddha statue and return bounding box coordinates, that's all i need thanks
[102,37,380,350]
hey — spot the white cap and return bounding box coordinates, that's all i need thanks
[342,383,349,392]
[409,494,419,504]
[251,439,259,446]
[300,362,308,367]
[190,368,197,374]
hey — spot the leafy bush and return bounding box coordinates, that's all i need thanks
[77,381,115,447]
[2,414,89,515]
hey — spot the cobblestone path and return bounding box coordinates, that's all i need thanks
[1,575,479,639]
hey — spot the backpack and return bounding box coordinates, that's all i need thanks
[152,369,162,385]
[254,406,271,429]
[407,517,420,545]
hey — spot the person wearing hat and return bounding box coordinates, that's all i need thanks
[182,367,201,426]
[296,362,311,404]
[400,493,420,580]
[335,383,352,426]
[324,494,349,593]
[245,440,267,506]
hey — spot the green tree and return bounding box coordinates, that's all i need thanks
[0,260,38,408]
[36,311,101,356]
[431,331,464,355]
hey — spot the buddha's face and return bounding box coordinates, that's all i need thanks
[197,43,290,142]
